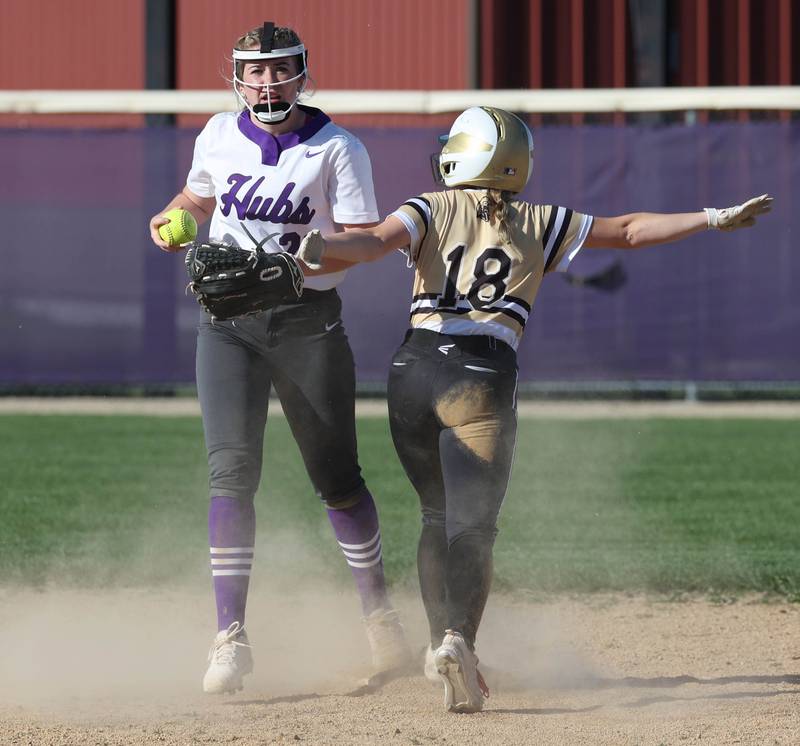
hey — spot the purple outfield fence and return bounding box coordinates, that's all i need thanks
[1,121,796,387]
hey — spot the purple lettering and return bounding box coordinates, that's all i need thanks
[220,174,265,220]
[219,176,316,226]
[266,184,296,223]
[288,198,316,224]
[255,197,274,220]
[245,196,263,220]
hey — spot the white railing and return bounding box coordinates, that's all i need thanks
[1,86,798,114]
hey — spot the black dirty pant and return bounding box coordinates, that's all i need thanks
[387,328,518,649]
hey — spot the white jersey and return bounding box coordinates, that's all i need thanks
[187,106,379,291]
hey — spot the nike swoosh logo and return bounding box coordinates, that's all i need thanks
[324,321,340,332]
[305,150,324,158]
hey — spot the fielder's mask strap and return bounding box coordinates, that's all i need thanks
[260,21,275,52]
[233,21,307,62]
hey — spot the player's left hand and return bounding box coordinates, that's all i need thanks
[185,242,304,320]
[705,194,773,231]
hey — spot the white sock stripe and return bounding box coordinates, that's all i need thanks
[210,546,254,554]
[337,528,381,551]
[211,558,253,566]
[341,543,382,561]
[346,556,383,569]
[212,569,251,576]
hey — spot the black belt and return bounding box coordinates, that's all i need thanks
[403,328,515,358]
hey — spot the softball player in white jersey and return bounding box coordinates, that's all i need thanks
[148,22,408,695]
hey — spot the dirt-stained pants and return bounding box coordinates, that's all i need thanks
[387,328,518,649]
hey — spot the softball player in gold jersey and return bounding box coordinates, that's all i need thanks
[298,106,772,713]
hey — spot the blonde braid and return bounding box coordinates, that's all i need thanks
[484,189,516,244]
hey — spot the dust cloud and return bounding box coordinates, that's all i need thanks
[1,584,797,744]
[0,580,605,712]
[0,529,403,710]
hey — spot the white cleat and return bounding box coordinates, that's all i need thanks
[202,621,253,694]
[424,644,440,684]
[363,608,413,672]
[434,629,489,713]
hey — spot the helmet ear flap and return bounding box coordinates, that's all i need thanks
[429,153,445,185]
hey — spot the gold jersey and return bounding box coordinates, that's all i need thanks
[391,189,593,349]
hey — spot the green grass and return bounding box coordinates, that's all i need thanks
[1,414,799,598]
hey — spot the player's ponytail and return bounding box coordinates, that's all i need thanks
[484,189,516,244]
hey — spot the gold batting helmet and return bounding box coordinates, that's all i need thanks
[434,106,534,193]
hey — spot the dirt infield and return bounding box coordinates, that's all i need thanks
[3,400,798,743]
[1,588,798,745]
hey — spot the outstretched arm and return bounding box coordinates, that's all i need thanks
[584,194,772,250]
[302,223,380,276]
[297,217,411,269]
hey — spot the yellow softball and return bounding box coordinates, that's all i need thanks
[158,208,198,246]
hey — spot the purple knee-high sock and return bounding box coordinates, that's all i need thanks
[209,496,255,631]
[326,489,390,616]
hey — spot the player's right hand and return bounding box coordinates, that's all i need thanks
[705,194,773,231]
[149,214,176,252]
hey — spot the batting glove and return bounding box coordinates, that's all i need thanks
[705,194,773,231]
[297,229,326,270]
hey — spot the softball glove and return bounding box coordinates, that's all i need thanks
[185,241,304,320]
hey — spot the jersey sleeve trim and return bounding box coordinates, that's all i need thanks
[555,214,594,272]
[391,196,432,263]
[541,206,558,250]
[543,207,574,272]
[405,197,431,232]
[391,209,421,257]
